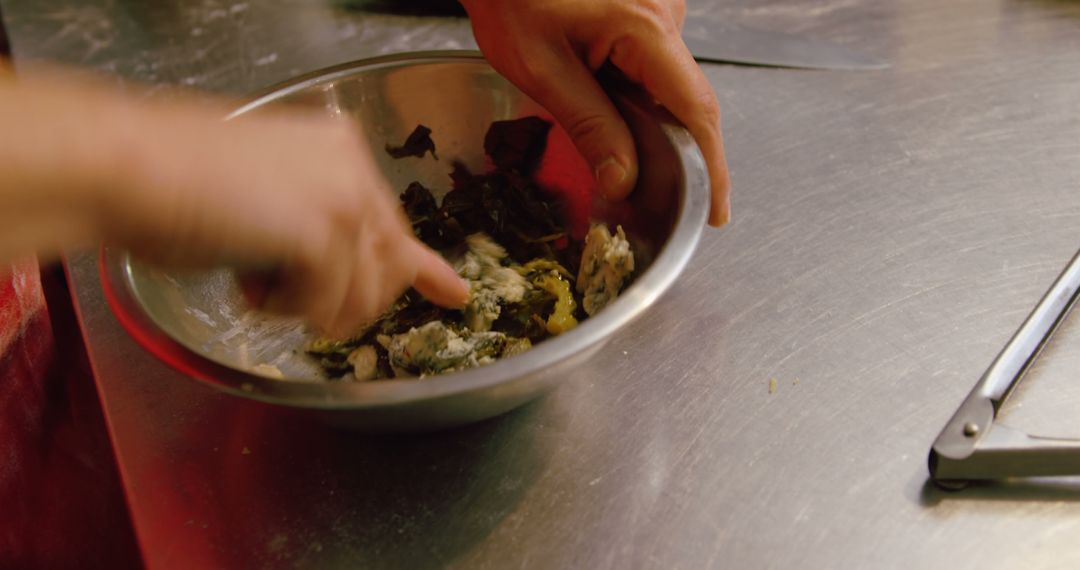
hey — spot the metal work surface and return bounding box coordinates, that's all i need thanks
[4,0,1080,568]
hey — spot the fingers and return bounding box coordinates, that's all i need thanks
[255,236,467,339]
[324,247,386,339]
[409,239,470,309]
[237,269,278,309]
[306,238,466,338]
[610,33,731,226]
[507,42,640,201]
[321,231,471,338]
[670,0,687,30]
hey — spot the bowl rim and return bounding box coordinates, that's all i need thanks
[99,50,710,409]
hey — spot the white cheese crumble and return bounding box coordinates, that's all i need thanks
[381,321,506,377]
[576,224,635,316]
[456,234,530,331]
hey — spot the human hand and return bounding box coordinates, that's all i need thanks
[97,96,469,337]
[460,0,731,226]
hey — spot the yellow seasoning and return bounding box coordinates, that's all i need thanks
[768,378,778,394]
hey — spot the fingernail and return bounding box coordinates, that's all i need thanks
[595,156,628,199]
[443,259,471,304]
[442,261,471,307]
[709,196,732,228]
[456,278,472,306]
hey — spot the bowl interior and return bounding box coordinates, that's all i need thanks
[118,54,694,384]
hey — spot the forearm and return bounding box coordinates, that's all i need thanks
[0,64,469,332]
[0,71,134,265]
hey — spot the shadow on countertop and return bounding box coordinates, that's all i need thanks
[919,477,1080,505]
[337,0,467,17]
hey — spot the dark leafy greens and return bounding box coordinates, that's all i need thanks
[385,124,438,159]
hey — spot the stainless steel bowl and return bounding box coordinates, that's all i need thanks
[101,51,709,431]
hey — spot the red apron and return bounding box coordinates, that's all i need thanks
[0,259,141,568]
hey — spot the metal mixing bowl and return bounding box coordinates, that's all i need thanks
[101,52,709,431]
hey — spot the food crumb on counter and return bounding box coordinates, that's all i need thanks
[768,378,777,394]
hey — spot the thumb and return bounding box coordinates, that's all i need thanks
[512,48,639,201]
[408,239,471,309]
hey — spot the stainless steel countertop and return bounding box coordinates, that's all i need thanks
[5,0,1080,568]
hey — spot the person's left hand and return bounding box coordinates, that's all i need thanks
[460,0,732,227]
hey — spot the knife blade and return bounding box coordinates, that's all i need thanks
[682,24,888,71]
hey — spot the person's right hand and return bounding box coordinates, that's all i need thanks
[461,0,731,227]
[94,91,470,337]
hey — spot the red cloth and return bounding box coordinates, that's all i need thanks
[0,259,141,569]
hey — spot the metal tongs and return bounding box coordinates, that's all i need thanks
[929,248,1080,488]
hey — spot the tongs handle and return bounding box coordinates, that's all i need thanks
[930,247,1080,484]
[946,424,1080,480]
[978,248,1080,407]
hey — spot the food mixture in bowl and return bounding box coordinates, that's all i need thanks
[305,117,636,380]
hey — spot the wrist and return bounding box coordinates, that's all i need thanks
[83,89,196,245]
[86,96,158,233]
